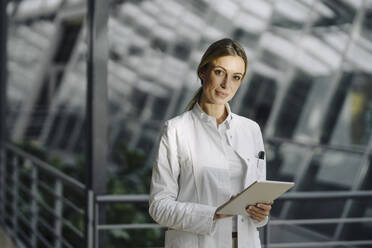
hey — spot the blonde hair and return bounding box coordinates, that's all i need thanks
[186,38,248,111]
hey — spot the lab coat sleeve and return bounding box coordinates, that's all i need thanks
[149,121,217,235]
[252,122,269,227]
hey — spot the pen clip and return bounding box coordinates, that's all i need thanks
[258,151,265,160]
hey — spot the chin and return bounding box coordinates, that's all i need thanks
[212,99,228,105]
[212,95,229,104]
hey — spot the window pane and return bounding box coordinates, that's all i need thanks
[329,72,372,147]
[267,143,309,182]
[314,151,363,190]
[239,74,277,129]
[274,70,313,138]
[266,142,308,217]
[294,75,333,143]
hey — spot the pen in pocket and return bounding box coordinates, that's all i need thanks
[258,151,265,160]
[257,151,265,168]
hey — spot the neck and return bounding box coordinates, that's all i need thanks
[199,98,227,126]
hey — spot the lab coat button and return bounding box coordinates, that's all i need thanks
[241,219,244,223]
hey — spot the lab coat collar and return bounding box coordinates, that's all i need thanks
[192,102,233,129]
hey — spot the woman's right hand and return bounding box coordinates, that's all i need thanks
[213,212,234,220]
[213,195,236,220]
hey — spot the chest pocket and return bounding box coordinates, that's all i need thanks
[241,155,258,187]
[256,157,265,181]
[231,136,265,184]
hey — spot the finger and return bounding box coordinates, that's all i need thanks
[249,209,266,217]
[247,206,270,217]
[249,209,269,219]
[249,211,266,221]
[257,201,274,206]
[251,214,265,222]
[256,203,272,211]
[249,205,270,214]
[230,195,237,200]
[222,214,234,218]
[219,214,234,219]
[252,216,266,222]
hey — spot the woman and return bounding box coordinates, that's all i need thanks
[149,38,273,248]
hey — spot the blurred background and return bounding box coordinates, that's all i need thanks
[1,0,372,247]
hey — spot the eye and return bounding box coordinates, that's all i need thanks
[233,75,241,81]
[214,69,224,76]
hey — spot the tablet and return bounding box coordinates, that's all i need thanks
[216,180,295,215]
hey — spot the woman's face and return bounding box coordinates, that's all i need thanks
[199,55,245,106]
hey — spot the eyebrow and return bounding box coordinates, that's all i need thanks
[213,65,243,75]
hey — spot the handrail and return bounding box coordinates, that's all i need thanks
[262,240,372,248]
[269,217,372,225]
[278,190,372,200]
[266,136,366,155]
[6,143,86,193]
[96,194,149,203]
[97,223,162,231]
[95,190,372,203]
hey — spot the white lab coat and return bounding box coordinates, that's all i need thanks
[149,104,267,248]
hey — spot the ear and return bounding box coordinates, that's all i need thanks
[198,71,206,83]
[198,71,204,78]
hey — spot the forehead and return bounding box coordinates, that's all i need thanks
[211,55,245,74]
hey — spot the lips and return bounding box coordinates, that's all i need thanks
[215,90,228,98]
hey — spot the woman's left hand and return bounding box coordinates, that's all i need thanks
[246,201,274,222]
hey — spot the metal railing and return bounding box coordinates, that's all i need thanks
[95,192,372,248]
[1,144,372,247]
[95,194,160,232]
[0,144,86,248]
[263,191,372,247]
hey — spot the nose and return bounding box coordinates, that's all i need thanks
[221,75,230,88]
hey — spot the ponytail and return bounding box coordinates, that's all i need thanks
[186,87,203,111]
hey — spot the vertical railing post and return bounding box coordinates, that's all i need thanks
[0,0,8,228]
[0,147,5,225]
[54,180,63,248]
[11,155,19,237]
[86,190,94,248]
[94,201,99,248]
[264,222,270,248]
[85,0,108,247]
[30,164,39,247]
[263,224,267,247]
